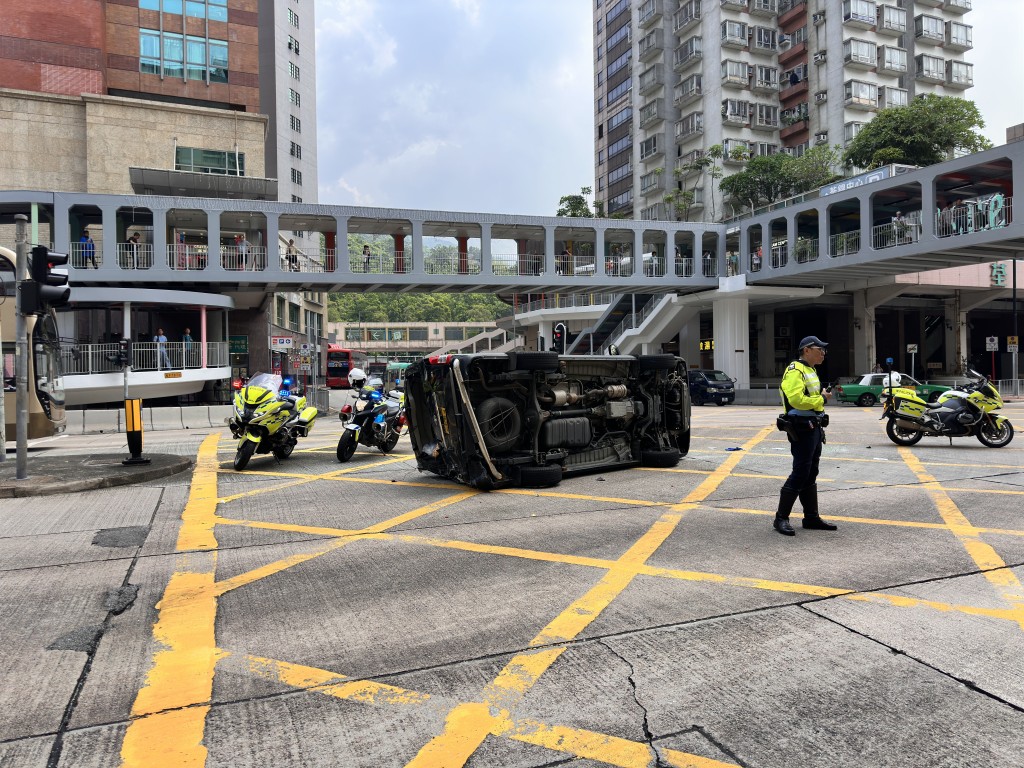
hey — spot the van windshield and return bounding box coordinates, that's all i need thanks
[705,371,731,381]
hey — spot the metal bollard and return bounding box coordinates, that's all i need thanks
[122,398,151,465]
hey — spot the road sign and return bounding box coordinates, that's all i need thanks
[272,336,293,350]
[299,343,311,352]
[985,336,999,352]
[1009,335,1019,353]
[299,364,312,372]
[906,344,918,354]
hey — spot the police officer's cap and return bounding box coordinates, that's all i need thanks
[797,335,829,350]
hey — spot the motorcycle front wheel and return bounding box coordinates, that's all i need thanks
[234,439,257,470]
[378,430,400,453]
[885,418,923,446]
[977,419,1014,448]
[337,431,358,462]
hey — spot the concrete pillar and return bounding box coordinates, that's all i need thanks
[712,297,750,388]
[410,220,424,275]
[100,204,118,272]
[632,228,643,278]
[544,226,555,276]
[265,212,282,274]
[921,179,936,240]
[152,209,167,271]
[480,222,491,274]
[595,227,606,276]
[206,214,224,274]
[853,290,873,374]
[757,311,775,380]
[200,306,208,368]
[860,193,872,250]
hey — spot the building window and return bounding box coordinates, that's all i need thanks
[608,189,633,213]
[607,77,631,105]
[608,106,632,130]
[844,79,877,107]
[606,22,630,51]
[844,38,876,65]
[721,59,749,85]
[288,8,299,28]
[290,115,301,132]
[289,62,300,80]
[606,49,631,78]
[186,35,207,81]
[288,302,300,332]
[291,194,302,203]
[345,328,363,342]
[639,135,659,160]
[289,88,301,106]
[287,35,300,54]
[175,147,244,175]
[607,135,630,158]
[141,28,228,82]
[140,29,161,75]
[291,168,303,185]
[209,39,227,83]
[162,31,184,78]
[915,53,944,80]
[290,142,302,159]
[608,162,631,184]
[844,122,865,143]
[843,0,876,25]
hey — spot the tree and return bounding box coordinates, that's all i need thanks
[843,95,993,169]
[556,186,593,217]
[720,153,797,213]
[791,144,844,195]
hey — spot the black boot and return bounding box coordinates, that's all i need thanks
[773,489,798,536]
[800,485,837,531]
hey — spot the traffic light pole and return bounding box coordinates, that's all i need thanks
[14,215,29,479]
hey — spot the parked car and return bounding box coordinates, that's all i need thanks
[404,351,691,490]
[687,369,736,406]
[833,373,950,407]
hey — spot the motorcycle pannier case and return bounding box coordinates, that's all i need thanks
[293,406,318,437]
[893,396,925,420]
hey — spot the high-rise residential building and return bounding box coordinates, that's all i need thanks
[258,0,319,253]
[593,0,974,222]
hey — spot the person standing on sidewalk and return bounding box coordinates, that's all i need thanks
[774,335,837,536]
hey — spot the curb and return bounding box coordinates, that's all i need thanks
[0,454,193,497]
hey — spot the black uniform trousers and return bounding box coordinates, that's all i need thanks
[782,422,823,495]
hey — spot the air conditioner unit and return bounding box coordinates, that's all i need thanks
[779,36,792,50]
[813,51,827,64]
[781,147,796,156]
[748,65,755,76]
[812,12,826,25]
[814,91,828,103]
[814,132,829,144]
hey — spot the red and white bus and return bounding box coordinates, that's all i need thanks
[325,344,369,388]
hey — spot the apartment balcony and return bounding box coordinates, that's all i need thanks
[915,63,945,84]
[845,94,877,111]
[945,23,973,51]
[751,0,779,17]
[751,114,780,131]
[639,98,666,128]
[639,29,665,62]
[752,75,779,93]
[915,16,945,46]
[878,85,908,110]
[779,77,809,102]
[844,49,876,70]
[780,118,809,140]
[877,49,908,75]
[944,0,971,14]
[915,0,942,6]
[946,61,973,89]
[876,5,906,35]
[843,5,877,30]
[722,111,749,127]
[721,30,748,49]
[639,173,665,195]
[674,81,703,107]
[638,64,665,95]
[675,117,704,142]
[638,0,665,28]
[777,39,807,67]
[721,71,751,90]
[674,7,701,34]
[721,0,748,10]
[673,42,702,71]
[751,38,779,56]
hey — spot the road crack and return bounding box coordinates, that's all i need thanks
[596,638,667,768]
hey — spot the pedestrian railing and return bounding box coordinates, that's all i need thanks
[61,341,229,374]
[117,242,154,269]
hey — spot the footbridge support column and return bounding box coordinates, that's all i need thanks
[712,297,750,389]
[853,285,906,373]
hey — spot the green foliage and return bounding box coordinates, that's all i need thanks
[556,186,593,217]
[843,95,993,169]
[328,291,508,323]
[718,144,845,214]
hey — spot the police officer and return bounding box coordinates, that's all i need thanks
[774,335,837,536]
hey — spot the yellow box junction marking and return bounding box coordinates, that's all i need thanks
[119,421,1024,767]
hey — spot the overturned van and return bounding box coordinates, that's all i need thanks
[403,351,691,490]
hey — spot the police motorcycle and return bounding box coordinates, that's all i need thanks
[336,375,407,462]
[880,369,1013,448]
[229,373,318,470]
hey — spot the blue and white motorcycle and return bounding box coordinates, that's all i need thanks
[336,377,406,461]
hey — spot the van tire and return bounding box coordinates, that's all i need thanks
[640,448,681,468]
[638,354,676,371]
[518,464,562,488]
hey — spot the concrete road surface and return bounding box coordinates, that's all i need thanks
[2,403,1023,767]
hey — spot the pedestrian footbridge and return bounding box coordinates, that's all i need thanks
[1,143,1020,298]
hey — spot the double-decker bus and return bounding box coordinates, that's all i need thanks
[1,247,67,438]
[325,344,369,388]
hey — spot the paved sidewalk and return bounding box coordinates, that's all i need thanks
[0,452,191,497]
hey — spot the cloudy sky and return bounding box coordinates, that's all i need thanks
[314,0,1023,218]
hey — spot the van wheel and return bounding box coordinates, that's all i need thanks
[928,391,942,403]
[640,448,681,468]
[675,429,691,456]
[518,464,562,488]
[476,397,521,453]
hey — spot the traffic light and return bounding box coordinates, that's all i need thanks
[105,339,132,367]
[553,323,567,354]
[30,245,71,311]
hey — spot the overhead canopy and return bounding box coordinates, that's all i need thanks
[129,167,278,200]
